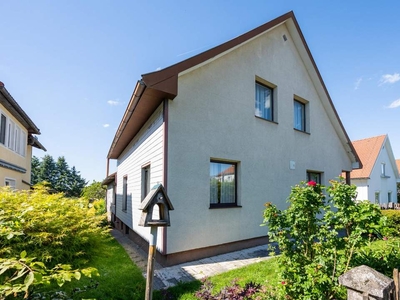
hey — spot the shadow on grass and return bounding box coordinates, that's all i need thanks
[153,280,202,300]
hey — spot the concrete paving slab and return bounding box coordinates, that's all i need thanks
[111,229,273,290]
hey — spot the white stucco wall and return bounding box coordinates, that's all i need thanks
[165,24,353,254]
[115,104,164,250]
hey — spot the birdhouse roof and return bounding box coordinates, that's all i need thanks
[140,184,174,211]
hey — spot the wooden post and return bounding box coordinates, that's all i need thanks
[394,268,399,300]
[145,226,157,300]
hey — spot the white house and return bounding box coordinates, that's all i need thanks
[350,135,399,204]
[105,11,361,266]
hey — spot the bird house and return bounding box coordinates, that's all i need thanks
[138,184,174,227]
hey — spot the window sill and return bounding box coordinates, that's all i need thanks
[294,128,310,135]
[255,116,278,124]
[122,209,127,213]
[209,204,242,209]
[381,175,391,179]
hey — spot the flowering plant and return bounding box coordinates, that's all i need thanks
[262,179,384,299]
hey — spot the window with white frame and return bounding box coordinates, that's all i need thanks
[141,164,150,201]
[375,191,380,204]
[122,176,128,211]
[5,178,16,189]
[255,82,274,121]
[210,161,237,208]
[294,100,306,132]
[0,111,26,156]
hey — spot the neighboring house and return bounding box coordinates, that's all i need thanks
[0,82,46,190]
[350,135,399,203]
[105,11,361,266]
[397,159,400,181]
[102,172,116,222]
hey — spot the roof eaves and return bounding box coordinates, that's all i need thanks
[107,80,147,159]
[0,82,41,135]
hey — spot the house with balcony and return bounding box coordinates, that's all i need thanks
[0,82,46,190]
[105,11,361,266]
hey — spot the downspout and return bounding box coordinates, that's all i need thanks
[162,98,169,255]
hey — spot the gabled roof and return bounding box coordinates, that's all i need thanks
[107,11,361,169]
[350,135,399,179]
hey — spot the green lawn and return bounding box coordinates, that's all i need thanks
[28,231,280,300]
[29,233,146,300]
[153,257,280,300]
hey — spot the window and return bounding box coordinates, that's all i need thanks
[307,171,322,184]
[0,114,6,145]
[388,191,392,203]
[294,100,306,131]
[255,82,273,121]
[122,176,128,211]
[375,192,380,204]
[5,178,16,189]
[141,165,150,201]
[210,161,237,207]
[0,112,26,156]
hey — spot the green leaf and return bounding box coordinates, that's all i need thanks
[33,272,43,283]
[24,271,34,286]
[20,250,27,258]
[74,271,81,280]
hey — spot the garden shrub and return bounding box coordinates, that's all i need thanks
[0,186,100,298]
[381,210,400,236]
[262,179,385,300]
[0,185,107,267]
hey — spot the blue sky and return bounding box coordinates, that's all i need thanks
[1,0,399,182]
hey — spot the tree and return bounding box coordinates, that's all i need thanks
[82,181,106,201]
[31,155,87,197]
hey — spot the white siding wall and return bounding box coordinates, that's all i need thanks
[166,24,353,254]
[115,104,164,249]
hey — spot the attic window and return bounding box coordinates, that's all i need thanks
[381,163,390,178]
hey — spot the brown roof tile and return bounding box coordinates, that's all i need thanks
[350,135,386,179]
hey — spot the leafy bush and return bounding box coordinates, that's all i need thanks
[353,238,400,276]
[0,187,101,298]
[262,179,385,300]
[381,210,400,236]
[81,181,106,201]
[0,186,107,267]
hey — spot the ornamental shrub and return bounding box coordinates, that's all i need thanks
[381,210,400,236]
[0,187,100,298]
[262,179,385,300]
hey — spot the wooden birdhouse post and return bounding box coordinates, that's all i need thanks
[138,184,174,300]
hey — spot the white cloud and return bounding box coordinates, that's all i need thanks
[354,77,362,90]
[103,124,110,128]
[107,99,120,106]
[155,67,162,71]
[380,73,400,85]
[387,99,400,109]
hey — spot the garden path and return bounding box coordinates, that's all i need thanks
[111,229,273,290]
